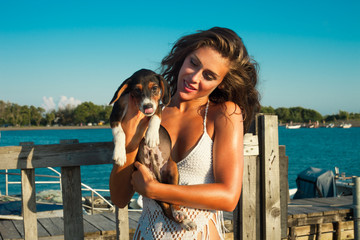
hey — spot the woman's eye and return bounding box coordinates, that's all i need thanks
[190,58,198,66]
[203,72,215,81]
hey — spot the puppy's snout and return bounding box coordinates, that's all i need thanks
[143,103,153,109]
[143,103,155,115]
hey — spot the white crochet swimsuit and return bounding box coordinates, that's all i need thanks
[133,101,225,240]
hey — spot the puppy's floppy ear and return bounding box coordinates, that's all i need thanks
[109,78,131,105]
[158,74,171,106]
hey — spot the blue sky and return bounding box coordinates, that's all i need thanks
[0,1,359,115]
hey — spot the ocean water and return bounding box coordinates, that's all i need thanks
[279,126,360,188]
[0,128,114,196]
[0,127,359,196]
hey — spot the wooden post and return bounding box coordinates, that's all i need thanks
[116,206,129,240]
[234,132,259,240]
[61,166,84,239]
[279,145,289,239]
[21,168,38,239]
[353,176,360,240]
[237,155,258,240]
[20,142,38,240]
[259,114,281,240]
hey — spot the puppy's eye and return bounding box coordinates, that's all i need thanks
[133,88,142,96]
[151,86,158,93]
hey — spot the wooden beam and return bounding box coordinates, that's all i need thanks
[61,166,84,239]
[21,168,38,239]
[279,145,289,238]
[236,155,258,240]
[259,114,281,240]
[116,206,130,240]
[0,142,114,170]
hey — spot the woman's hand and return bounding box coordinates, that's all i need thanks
[131,162,159,199]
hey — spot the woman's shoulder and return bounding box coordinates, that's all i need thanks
[210,101,243,119]
[211,101,243,129]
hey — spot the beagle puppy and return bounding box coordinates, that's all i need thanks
[109,69,196,230]
[109,69,170,166]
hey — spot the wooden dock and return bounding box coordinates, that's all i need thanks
[0,210,233,239]
[0,196,355,240]
[287,195,355,239]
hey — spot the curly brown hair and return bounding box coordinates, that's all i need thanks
[161,27,260,132]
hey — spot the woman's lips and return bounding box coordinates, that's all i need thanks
[184,80,197,92]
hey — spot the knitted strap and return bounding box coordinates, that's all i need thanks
[203,100,210,129]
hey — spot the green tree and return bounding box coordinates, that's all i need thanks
[98,105,112,123]
[56,106,75,125]
[45,111,56,126]
[30,106,45,126]
[260,106,275,114]
[275,108,291,122]
[8,103,22,126]
[338,110,349,120]
[73,102,101,125]
[302,109,323,122]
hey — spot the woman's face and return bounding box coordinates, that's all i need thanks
[176,46,230,102]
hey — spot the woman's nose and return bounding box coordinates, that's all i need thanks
[189,70,202,83]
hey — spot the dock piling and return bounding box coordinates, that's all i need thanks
[354,176,360,240]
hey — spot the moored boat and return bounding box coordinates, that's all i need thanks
[286,124,301,129]
[340,123,352,128]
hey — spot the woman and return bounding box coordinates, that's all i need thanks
[110,27,260,239]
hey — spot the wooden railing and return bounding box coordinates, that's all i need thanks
[232,114,288,240]
[0,114,288,240]
[0,140,114,239]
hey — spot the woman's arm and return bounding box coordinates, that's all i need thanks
[131,101,244,212]
[109,95,150,208]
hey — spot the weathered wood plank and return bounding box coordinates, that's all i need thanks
[127,211,142,230]
[101,212,116,222]
[82,218,102,237]
[259,115,281,240]
[235,155,257,240]
[61,166,84,239]
[10,219,52,239]
[38,218,63,236]
[21,169,38,239]
[0,220,22,239]
[0,142,113,170]
[279,145,289,239]
[83,214,117,235]
[243,133,259,156]
[0,138,261,170]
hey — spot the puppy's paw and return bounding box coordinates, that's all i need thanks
[145,129,159,148]
[113,146,126,166]
[173,210,186,222]
[172,210,197,231]
[145,115,160,148]
[180,219,197,231]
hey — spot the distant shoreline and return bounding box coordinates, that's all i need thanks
[0,125,111,131]
[1,120,359,131]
